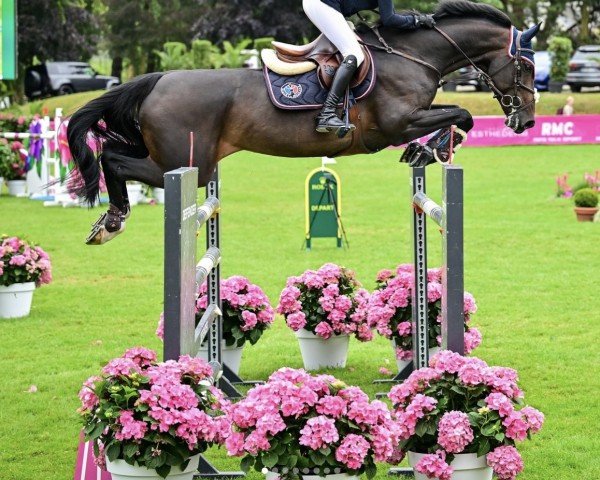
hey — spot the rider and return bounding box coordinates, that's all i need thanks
[303,0,436,134]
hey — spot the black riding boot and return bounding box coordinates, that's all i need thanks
[315,55,358,133]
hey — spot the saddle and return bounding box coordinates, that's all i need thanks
[262,31,372,89]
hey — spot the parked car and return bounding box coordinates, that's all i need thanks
[534,50,551,91]
[565,45,600,92]
[24,61,120,100]
[441,65,489,91]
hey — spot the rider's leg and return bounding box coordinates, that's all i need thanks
[303,0,364,133]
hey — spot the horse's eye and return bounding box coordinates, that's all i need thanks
[524,63,533,73]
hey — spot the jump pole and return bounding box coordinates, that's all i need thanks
[163,165,244,479]
[374,161,464,390]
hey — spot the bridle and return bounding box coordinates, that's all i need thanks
[435,27,536,116]
[362,24,536,118]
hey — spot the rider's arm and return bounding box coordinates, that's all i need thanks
[377,0,435,29]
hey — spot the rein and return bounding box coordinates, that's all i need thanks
[362,23,536,116]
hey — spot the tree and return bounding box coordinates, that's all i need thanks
[9,0,100,101]
[192,0,316,46]
[102,0,199,77]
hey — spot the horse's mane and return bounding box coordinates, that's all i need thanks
[433,0,511,28]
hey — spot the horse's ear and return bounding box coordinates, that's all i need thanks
[521,22,542,43]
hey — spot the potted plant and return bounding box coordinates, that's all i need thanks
[0,139,28,196]
[0,234,52,318]
[157,275,275,374]
[226,367,401,479]
[388,350,544,480]
[78,347,231,479]
[277,263,373,370]
[547,36,573,93]
[572,187,599,221]
[367,264,481,371]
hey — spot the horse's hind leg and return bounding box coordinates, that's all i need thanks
[85,152,164,245]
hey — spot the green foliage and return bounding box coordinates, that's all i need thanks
[548,36,573,81]
[212,40,253,69]
[573,187,599,208]
[253,37,275,51]
[155,42,195,71]
[191,40,218,70]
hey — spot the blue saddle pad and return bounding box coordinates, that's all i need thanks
[263,58,375,110]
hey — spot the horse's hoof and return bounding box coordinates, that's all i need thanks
[85,222,126,245]
[400,142,433,167]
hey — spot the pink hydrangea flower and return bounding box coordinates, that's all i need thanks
[487,445,524,480]
[414,451,453,480]
[437,411,474,453]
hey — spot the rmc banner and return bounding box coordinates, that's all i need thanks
[467,115,600,147]
[0,0,16,80]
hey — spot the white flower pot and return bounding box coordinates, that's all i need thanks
[408,451,492,480]
[266,469,357,480]
[106,453,200,479]
[153,188,165,204]
[126,183,144,206]
[392,340,440,371]
[196,340,244,375]
[6,179,27,196]
[295,328,349,370]
[0,282,36,319]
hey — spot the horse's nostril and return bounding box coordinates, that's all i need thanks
[524,120,535,130]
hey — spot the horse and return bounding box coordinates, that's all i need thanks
[67,0,540,245]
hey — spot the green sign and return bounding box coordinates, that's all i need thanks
[0,0,16,80]
[304,167,342,249]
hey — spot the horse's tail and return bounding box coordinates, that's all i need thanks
[66,72,165,205]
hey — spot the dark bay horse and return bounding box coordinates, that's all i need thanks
[67,0,540,244]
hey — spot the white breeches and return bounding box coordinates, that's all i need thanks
[302,0,365,66]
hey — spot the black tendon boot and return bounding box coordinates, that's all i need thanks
[315,55,358,133]
[426,127,468,164]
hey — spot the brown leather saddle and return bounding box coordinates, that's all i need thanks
[269,33,372,89]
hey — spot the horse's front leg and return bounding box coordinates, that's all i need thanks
[400,106,474,167]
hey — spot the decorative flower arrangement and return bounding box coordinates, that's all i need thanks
[156,275,274,347]
[277,263,373,341]
[226,367,400,478]
[0,139,28,181]
[367,264,481,362]
[388,350,544,480]
[0,234,52,287]
[78,347,231,478]
[556,170,599,198]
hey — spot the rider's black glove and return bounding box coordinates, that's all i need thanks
[415,14,436,28]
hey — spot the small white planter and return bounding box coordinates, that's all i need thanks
[392,340,440,371]
[0,282,36,319]
[126,183,144,206]
[6,179,27,196]
[295,328,349,370]
[408,451,492,480]
[107,453,200,479]
[266,470,357,480]
[196,340,244,375]
[153,188,165,204]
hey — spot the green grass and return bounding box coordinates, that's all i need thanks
[1,145,600,479]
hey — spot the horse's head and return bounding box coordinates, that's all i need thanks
[483,23,541,133]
